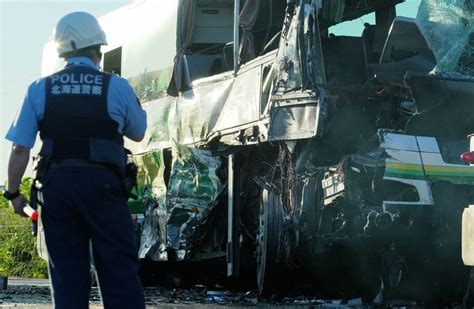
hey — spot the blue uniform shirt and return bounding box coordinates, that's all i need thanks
[5,57,147,148]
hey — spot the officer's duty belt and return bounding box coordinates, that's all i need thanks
[49,160,110,169]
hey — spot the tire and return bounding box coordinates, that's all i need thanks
[256,189,287,295]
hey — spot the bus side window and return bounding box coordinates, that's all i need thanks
[104,47,122,76]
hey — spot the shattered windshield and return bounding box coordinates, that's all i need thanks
[417,0,474,78]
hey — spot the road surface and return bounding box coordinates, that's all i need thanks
[0,277,371,308]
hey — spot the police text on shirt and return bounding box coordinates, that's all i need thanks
[50,73,103,96]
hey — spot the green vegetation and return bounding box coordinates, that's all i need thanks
[0,178,48,278]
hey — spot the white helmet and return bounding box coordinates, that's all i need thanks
[54,11,107,56]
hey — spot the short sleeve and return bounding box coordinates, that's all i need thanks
[5,80,45,148]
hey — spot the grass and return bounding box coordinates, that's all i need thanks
[0,178,48,278]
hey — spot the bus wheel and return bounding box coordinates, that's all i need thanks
[257,188,287,295]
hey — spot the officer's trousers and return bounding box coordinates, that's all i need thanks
[41,166,145,309]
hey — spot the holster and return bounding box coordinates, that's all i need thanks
[30,156,50,209]
[122,155,138,200]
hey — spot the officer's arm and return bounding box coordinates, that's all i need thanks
[124,95,146,142]
[7,144,30,193]
[6,144,31,216]
[4,80,41,215]
[109,77,147,142]
[5,82,39,193]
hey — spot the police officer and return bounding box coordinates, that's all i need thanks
[3,12,146,309]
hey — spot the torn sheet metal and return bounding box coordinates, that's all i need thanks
[168,76,234,146]
[302,2,327,89]
[212,65,261,132]
[167,144,221,211]
[273,2,304,93]
[124,96,174,154]
[319,131,474,226]
[143,97,173,151]
[167,52,276,146]
[268,92,323,140]
[417,0,474,78]
[268,0,327,140]
[134,151,168,261]
[130,0,329,147]
[166,144,222,259]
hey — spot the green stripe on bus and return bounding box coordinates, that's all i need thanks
[384,171,426,180]
[385,162,474,185]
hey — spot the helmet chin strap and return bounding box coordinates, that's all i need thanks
[70,41,77,51]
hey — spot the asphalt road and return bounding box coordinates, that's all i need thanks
[0,277,363,308]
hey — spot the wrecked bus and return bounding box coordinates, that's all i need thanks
[40,0,474,304]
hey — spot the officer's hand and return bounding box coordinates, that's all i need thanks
[10,194,29,217]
